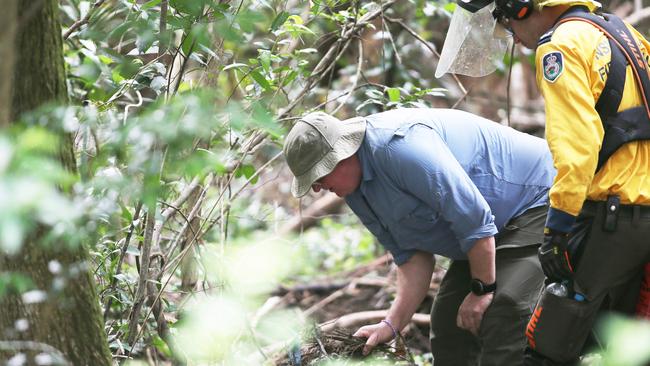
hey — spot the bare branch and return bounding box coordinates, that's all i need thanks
[63,0,106,40]
[332,39,364,115]
[384,16,468,95]
[127,210,155,351]
[625,7,650,26]
[103,202,143,321]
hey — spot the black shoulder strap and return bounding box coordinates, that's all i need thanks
[595,38,626,118]
[540,8,650,171]
[555,10,650,120]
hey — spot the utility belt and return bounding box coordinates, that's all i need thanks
[580,196,650,232]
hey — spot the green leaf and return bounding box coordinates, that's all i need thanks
[126,246,141,256]
[0,273,34,299]
[136,30,156,53]
[120,203,133,223]
[259,51,271,73]
[444,2,457,13]
[223,63,249,71]
[167,14,193,30]
[287,15,304,25]
[250,70,272,91]
[296,48,318,54]
[181,24,210,57]
[251,102,283,138]
[271,11,290,31]
[107,21,131,41]
[141,0,162,10]
[236,164,259,184]
[0,216,23,257]
[99,55,113,65]
[238,10,266,33]
[169,0,205,17]
[152,335,172,357]
[386,87,400,102]
[282,70,298,86]
[310,0,321,13]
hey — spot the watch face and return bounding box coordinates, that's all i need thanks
[471,279,496,295]
[471,279,485,295]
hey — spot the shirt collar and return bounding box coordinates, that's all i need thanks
[357,142,375,183]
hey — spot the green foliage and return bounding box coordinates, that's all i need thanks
[12,0,636,363]
[592,315,650,366]
[0,125,88,254]
[3,0,467,362]
[0,272,35,299]
[293,217,379,277]
[357,85,447,112]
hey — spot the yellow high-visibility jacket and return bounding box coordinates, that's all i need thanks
[536,17,650,232]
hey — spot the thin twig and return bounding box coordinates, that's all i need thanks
[506,42,515,126]
[384,16,467,95]
[159,1,168,58]
[130,151,280,348]
[383,20,402,65]
[230,152,282,202]
[235,18,364,154]
[123,90,143,125]
[63,0,106,39]
[127,209,155,351]
[451,85,472,109]
[103,202,143,321]
[161,177,201,223]
[331,39,364,115]
[276,0,397,120]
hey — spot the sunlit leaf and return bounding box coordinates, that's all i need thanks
[386,87,400,102]
[249,70,272,91]
[270,11,290,31]
[141,0,162,10]
[222,63,249,71]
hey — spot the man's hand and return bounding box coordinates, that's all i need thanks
[353,321,396,356]
[456,292,494,336]
[539,228,573,282]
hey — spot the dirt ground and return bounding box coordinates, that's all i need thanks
[269,256,447,365]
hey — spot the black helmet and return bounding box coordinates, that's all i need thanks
[457,0,533,20]
[457,0,494,13]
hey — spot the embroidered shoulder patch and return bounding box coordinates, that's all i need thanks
[542,51,564,83]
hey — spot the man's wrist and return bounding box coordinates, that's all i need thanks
[470,278,497,295]
[381,319,398,339]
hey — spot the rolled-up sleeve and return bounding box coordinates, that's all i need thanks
[384,124,497,253]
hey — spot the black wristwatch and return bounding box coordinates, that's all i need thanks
[470,278,497,296]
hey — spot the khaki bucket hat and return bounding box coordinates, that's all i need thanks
[283,112,366,197]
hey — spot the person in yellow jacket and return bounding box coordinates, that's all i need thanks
[437,0,650,364]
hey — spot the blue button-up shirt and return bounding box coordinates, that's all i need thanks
[345,108,555,265]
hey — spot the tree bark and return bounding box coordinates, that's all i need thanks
[0,0,17,126]
[0,1,112,365]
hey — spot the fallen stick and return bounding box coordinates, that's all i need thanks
[319,310,430,332]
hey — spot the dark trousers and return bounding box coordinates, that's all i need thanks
[524,201,650,365]
[430,206,547,366]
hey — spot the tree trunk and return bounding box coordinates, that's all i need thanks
[0,1,112,365]
[0,0,17,126]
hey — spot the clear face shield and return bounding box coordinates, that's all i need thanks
[435,2,513,78]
